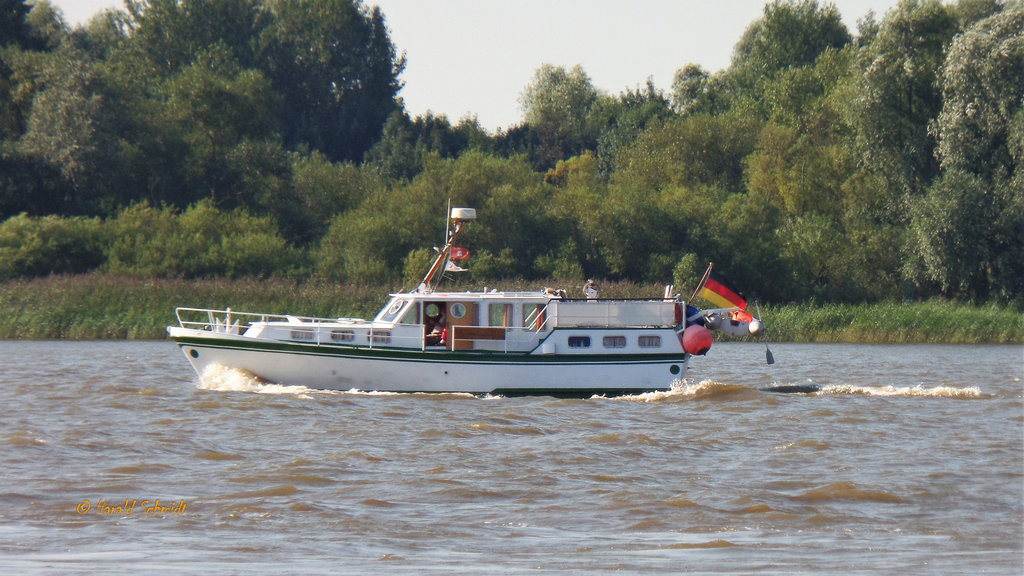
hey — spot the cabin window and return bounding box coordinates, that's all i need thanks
[398,306,419,325]
[638,335,662,348]
[489,303,512,327]
[291,328,314,340]
[523,304,546,330]
[331,329,355,342]
[602,335,627,349]
[371,330,391,345]
[568,336,591,348]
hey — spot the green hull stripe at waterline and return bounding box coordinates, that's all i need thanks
[171,335,688,367]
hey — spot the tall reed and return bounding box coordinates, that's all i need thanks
[0,275,1020,343]
[0,275,387,340]
[762,300,1023,344]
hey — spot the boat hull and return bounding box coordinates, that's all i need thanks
[170,329,689,397]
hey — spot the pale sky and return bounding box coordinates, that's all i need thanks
[53,0,901,132]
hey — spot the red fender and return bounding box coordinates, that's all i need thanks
[680,325,713,356]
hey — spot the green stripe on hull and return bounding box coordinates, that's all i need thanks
[490,388,668,398]
[171,335,687,366]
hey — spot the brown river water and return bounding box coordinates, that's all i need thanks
[1,340,1021,575]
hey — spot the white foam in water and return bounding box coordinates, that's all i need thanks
[197,364,328,396]
[819,384,984,399]
[612,379,740,402]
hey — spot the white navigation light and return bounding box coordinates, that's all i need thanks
[450,207,477,221]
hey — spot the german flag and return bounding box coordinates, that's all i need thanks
[699,269,747,309]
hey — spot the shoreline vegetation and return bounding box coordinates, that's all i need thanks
[0,275,1020,344]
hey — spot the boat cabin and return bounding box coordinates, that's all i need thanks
[366,290,682,353]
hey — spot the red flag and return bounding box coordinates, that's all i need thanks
[450,247,470,260]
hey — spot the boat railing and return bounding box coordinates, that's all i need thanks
[174,307,375,341]
[175,307,286,334]
[175,307,546,352]
[523,303,551,333]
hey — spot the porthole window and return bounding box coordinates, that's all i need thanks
[602,335,626,349]
[380,299,407,322]
[449,302,467,319]
[638,335,661,348]
[568,336,591,348]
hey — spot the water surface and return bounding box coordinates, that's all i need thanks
[1,341,1021,574]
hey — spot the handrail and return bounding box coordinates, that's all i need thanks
[522,303,551,333]
[175,306,360,327]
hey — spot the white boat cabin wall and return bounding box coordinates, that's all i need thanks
[218,291,683,356]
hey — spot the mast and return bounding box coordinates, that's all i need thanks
[417,207,476,293]
[689,262,713,304]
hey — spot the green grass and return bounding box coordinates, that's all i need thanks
[0,275,1020,344]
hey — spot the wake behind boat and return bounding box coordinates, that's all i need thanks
[167,208,766,397]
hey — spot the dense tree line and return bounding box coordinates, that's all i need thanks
[0,0,1020,304]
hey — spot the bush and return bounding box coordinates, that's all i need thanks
[104,200,304,278]
[0,213,106,279]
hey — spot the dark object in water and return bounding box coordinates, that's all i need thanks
[761,384,821,394]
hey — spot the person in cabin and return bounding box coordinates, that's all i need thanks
[424,303,446,345]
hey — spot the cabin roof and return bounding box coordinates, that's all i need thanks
[389,290,556,301]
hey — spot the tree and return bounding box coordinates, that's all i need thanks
[590,80,673,176]
[16,46,107,213]
[745,122,853,217]
[316,151,541,283]
[917,3,1024,301]
[933,4,1023,181]
[670,63,715,116]
[121,0,263,75]
[729,0,851,97]
[759,46,853,129]
[905,170,992,299]
[0,0,64,142]
[261,0,404,163]
[519,63,599,169]
[0,0,34,49]
[365,110,478,180]
[613,111,761,194]
[706,192,789,301]
[849,0,958,197]
[160,44,282,207]
[23,0,67,50]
